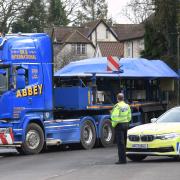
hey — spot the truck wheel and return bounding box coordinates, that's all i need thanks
[80,120,96,150]
[127,154,147,162]
[100,119,114,147]
[17,123,44,155]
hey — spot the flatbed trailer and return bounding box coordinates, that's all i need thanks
[54,57,178,128]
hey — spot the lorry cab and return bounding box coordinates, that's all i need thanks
[0,34,56,153]
[0,33,53,119]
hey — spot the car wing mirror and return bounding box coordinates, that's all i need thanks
[151,118,157,123]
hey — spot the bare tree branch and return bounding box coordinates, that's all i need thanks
[0,0,32,32]
[121,0,155,23]
[62,0,80,21]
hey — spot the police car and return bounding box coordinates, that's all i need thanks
[127,107,180,161]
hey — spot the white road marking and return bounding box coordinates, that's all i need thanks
[45,169,77,180]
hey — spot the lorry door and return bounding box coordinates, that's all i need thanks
[10,64,44,119]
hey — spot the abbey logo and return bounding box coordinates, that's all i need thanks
[16,84,43,98]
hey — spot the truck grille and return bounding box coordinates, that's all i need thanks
[128,135,155,142]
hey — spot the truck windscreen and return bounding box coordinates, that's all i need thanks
[0,67,9,95]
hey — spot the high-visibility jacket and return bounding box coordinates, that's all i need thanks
[111,101,131,128]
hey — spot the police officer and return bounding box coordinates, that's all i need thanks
[111,93,131,164]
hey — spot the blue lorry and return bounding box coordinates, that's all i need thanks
[0,33,178,155]
[0,33,120,154]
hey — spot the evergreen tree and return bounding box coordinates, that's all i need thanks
[141,22,168,59]
[12,0,46,33]
[141,0,178,68]
[76,0,108,25]
[178,0,180,26]
[48,0,69,26]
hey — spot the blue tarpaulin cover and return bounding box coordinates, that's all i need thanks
[54,57,179,79]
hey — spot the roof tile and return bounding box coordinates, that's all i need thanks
[112,24,145,41]
[98,42,124,57]
[63,30,93,44]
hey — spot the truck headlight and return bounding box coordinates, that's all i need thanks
[156,133,180,140]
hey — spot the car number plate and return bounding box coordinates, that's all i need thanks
[132,144,148,149]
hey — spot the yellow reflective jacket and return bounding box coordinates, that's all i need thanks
[111,101,131,128]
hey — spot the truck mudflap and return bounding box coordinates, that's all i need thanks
[0,128,14,145]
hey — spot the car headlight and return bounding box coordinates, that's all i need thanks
[156,133,180,140]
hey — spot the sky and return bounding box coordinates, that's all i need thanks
[107,0,131,24]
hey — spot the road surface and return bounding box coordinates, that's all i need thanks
[0,146,179,180]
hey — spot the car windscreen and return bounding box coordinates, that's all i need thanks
[157,108,180,123]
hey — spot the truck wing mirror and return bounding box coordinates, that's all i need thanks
[151,118,157,123]
[16,68,26,89]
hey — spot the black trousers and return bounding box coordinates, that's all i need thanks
[115,123,129,162]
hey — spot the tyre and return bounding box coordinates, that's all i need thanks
[99,119,114,147]
[16,123,44,155]
[127,154,147,162]
[80,120,96,150]
[173,156,180,161]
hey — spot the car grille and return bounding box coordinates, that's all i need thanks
[141,135,155,142]
[128,135,140,142]
[128,135,155,142]
[127,146,174,153]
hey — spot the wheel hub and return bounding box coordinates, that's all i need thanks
[26,130,40,149]
[83,125,93,144]
[103,124,112,142]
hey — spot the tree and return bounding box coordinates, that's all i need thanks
[154,0,177,57]
[122,0,154,23]
[141,0,178,68]
[54,49,76,72]
[178,0,180,26]
[12,0,46,33]
[75,0,108,25]
[47,0,79,26]
[0,0,31,33]
[141,22,168,59]
[48,0,69,26]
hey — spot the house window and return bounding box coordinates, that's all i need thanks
[77,44,81,55]
[127,42,131,57]
[138,39,144,50]
[82,44,86,54]
[71,44,87,55]
[106,29,109,39]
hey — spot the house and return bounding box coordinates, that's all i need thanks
[44,19,145,71]
[113,24,145,58]
[44,26,95,71]
[44,19,123,71]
